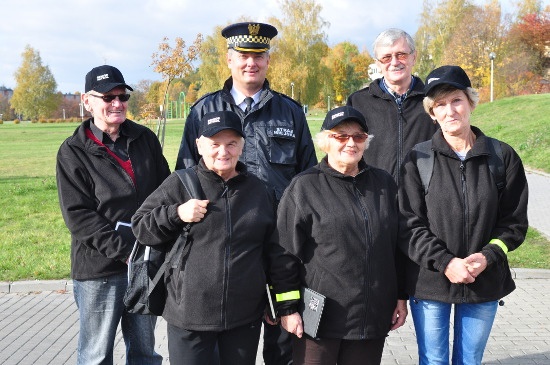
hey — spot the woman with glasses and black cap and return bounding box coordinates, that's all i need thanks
[268,105,408,365]
[398,65,528,364]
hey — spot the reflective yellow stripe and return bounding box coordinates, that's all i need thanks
[276,290,300,302]
[490,239,508,254]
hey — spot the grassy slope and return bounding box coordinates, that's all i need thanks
[0,94,548,281]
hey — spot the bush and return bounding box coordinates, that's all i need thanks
[14,119,20,124]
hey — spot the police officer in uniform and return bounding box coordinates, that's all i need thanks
[175,22,317,365]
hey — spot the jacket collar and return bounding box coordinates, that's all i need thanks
[197,158,248,183]
[318,156,369,179]
[432,126,491,158]
[369,76,426,100]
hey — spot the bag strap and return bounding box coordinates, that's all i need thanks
[413,137,505,195]
[486,137,506,191]
[147,168,205,291]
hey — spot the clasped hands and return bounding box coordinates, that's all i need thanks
[444,253,487,284]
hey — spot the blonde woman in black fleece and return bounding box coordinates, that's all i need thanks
[399,65,528,365]
[269,106,407,365]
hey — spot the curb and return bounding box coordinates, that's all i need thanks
[0,280,73,294]
[2,268,550,293]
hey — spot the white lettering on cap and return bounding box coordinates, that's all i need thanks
[427,77,440,84]
[208,117,221,124]
[332,112,344,120]
[97,74,109,81]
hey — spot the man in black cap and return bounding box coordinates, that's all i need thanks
[56,65,168,364]
[175,23,318,365]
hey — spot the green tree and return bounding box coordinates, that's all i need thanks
[11,45,60,120]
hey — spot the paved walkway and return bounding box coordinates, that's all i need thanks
[0,171,548,364]
[1,268,549,364]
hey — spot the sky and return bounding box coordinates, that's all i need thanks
[0,0,538,94]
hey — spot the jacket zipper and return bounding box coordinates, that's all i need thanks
[353,178,370,340]
[221,183,231,328]
[396,103,404,182]
[460,161,469,302]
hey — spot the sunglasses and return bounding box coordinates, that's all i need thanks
[329,133,368,143]
[89,93,131,103]
[376,52,412,64]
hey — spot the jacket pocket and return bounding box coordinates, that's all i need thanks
[267,126,297,165]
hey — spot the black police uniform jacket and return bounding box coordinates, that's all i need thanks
[56,118,170,280]
[132,160,276,331]
[270,158,407,340]
[175,77,317,201]
[347,77,438,183]
[398,127,529,303]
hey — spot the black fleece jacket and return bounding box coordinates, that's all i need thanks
[270,158,407,340]
[56,118,170,280]
[398,127,529,303]
[347,77,438,183]
[132,161,276,331]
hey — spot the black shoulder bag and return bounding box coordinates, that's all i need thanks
[124,168,204,315]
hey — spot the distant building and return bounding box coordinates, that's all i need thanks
[368,64,382,81]
[0,86,13,100]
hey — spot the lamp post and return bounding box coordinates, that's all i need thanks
[290,82,294,99]
[489,52,496,102]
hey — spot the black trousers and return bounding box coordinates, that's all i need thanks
[167,319,262,365]
[291,335,386,365]
[262,319,293,365]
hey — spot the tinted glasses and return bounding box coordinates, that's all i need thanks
[89,93,131,103]
[376,52,412,64]
[329,133,368,143]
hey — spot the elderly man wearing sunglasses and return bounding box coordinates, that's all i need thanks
[269,106,408,365]
[56,65,168,364]
[348,28,438,185]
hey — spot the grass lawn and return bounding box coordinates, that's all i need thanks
[0,93,549,281]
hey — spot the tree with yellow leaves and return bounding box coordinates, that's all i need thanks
[150,34,202,148]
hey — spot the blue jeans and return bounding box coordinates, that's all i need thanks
[73,273,163,365]
[410,296,498,365]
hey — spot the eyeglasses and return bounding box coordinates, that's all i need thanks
[329,133,368,143]
[88,93,131,103]
[376,52,412,64]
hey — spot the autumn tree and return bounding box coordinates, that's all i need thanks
[267,0,330,105]
[323,42,371,105]
[151,34,202,147]
[197,24,234,95]
[11,45,60,120]
[414,0,469,80]
[127,79,153,120]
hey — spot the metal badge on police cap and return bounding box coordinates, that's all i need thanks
[221,22,278,53]
[199,111,244,138]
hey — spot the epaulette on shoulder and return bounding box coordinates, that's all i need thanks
[274,90,303,108]
[190,90,219,108]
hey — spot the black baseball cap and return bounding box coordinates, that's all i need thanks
[199,111,244,138]
[222,22,278,53]
[322,106,368,132]
[424,65,471,96]
[85,65,133,93]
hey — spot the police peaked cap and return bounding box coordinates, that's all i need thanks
[222,22,278,53]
